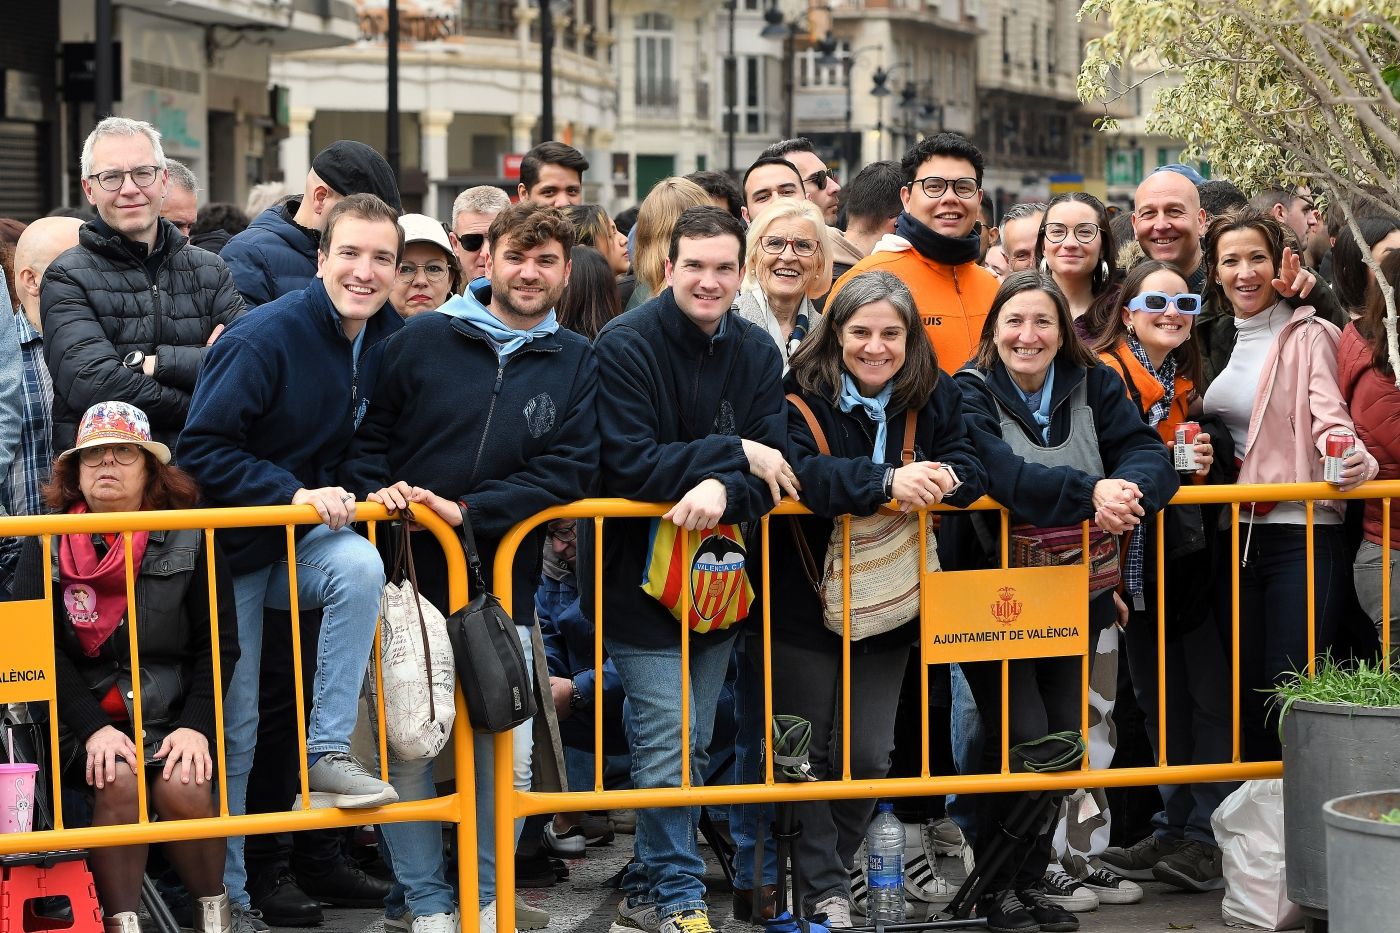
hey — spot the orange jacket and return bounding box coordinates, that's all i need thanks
[1098,340,1195,442]
[828,249,1000,372]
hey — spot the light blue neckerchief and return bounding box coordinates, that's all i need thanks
[838,374,894,462]
[438,291,559,361]
[1011,363,1056,444]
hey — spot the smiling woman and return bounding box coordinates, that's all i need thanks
[735,199,833,370]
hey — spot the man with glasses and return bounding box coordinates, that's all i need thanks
[41,117,245,453]
[828,133,1001,367]
[222,140,402,310]
[451,186,512,286]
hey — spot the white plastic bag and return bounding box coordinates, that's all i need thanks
[1212,779,1303,930]
[367,579,455,760]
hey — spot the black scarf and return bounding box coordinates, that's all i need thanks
[895,211,982,267]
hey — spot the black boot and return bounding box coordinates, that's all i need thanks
[248,870,324,928]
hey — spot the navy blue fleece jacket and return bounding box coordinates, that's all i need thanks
[177,277,404,573]
[592,287,788,648]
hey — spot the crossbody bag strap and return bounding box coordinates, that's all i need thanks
[397,515,437,722]
[900,407,918,465]
[783,392,826,593]
[1108,348,1147,418]
[456,503,489,597]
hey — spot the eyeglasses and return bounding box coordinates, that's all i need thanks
[456,232,486,252]
[88,165,162,192]
[397,261,451,282]
[547,521,577,544]
[910,176,979,199]
[1043,222,1102,244]
[1127,291,1202,315]
[803,168,838,191]
[759,235,818,257]
[78,444,143,467]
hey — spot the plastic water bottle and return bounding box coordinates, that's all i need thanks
[865,802,906,922]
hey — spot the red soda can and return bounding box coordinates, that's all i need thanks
[1324,431,1356,484]
[1174,421,1201,473]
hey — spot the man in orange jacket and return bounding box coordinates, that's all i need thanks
[827,134,1000,372]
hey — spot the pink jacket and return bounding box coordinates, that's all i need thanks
[1237,304,1355,518]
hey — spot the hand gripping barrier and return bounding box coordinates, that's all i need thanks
[0,503,487,932]
[486,480,1400,931]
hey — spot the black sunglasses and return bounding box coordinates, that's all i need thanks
[803,168,838,191]
[456,232,486,251]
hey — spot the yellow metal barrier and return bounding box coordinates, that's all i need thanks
[488,481,1400,932]
[0,503,483,931]
[3,480,1393,933]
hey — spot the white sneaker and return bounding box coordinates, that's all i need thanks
[104,912,141,933]
[610,897,661,933]
[1081,866,1144,905]
[903,820,955,904]
[410,912,457,933]
[480,901,514,933]
[848,842,869,916]
[295,752,398,809]
[813,894,853,928]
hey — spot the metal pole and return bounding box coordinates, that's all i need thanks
[387,0,401,181]
[877,95,884,161]
[94,0,114,120]
[725,0,737,174]
[541,0,555,140]
[782,27,795,140]
[843,58,853,179]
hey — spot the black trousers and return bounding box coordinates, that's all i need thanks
[960,593,1113,890]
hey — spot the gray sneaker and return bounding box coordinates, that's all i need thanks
[296,752,399,809]
[231,905,268,933]
[1151,840,1225,892]
[1100,833,1182,882]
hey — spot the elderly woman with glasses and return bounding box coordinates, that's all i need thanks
[389,214,463,317]
[9,401,241,933]
[1034,192,1120,343]
[735,199,833,372]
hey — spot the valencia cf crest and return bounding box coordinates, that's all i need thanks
[690,533,748,623]
[990,586,1023,625]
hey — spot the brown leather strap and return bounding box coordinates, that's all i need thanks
[900,408,918,465]
[786,392,830,455]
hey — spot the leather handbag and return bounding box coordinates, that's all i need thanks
[787,394,939,641]
[445,504,537,733]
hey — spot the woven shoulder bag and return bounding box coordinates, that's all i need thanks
[787,394,939,641]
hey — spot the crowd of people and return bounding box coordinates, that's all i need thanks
[0,113,1397,933]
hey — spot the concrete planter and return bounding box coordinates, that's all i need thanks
[1281,700,1400,916]
[1322,790,1400,933]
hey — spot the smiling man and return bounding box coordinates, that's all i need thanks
[593,206,796,933]
[179,193,405,916]
[339,202,598,932]
[827,134,1000,370]
[41,117,244,453]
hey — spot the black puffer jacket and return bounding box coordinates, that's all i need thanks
[41,217,245,452]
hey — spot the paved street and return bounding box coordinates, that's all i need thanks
[303,832,1231,933]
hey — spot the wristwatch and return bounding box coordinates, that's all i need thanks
[122,350,146,371]
[568,680,585,712]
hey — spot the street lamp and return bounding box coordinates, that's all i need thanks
[761,2,798,140]
[815,33,882,180]
[869,63,905,160]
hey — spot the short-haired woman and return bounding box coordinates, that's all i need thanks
[735,199,833,371]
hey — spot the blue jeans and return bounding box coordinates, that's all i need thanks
[608,629,738,920]
[223,524,385,907]
[380,623,534,916]
[947,663,982,843]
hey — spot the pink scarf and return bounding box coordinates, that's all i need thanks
[58,502,149,657]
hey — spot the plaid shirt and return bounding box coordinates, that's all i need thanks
[1124,335,1176,600]
[4,312,52,518]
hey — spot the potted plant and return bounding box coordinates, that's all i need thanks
[1322,790,1400,933]
[1275,657,1400,928]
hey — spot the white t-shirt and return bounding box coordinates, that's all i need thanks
[1203,301,1336,525]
